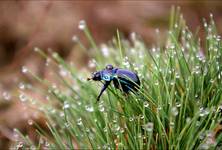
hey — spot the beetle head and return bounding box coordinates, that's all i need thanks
[88,71,101,81]
[106,64,114,70]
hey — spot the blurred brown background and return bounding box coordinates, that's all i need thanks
[0,0,221,148]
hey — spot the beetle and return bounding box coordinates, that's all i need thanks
[87,64,140,101]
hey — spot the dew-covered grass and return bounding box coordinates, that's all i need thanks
[14,7,222,149]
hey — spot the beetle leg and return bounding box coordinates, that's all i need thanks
[97,81,111,101]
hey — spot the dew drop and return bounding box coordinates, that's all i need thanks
[120,128,124,133]
[60,112,65,117]
[101,44,109,57]
[140,115,144,120]
[88,59,96,68]
[77,118,82,126]
[176,102,181,107]
[154,82,159,86]
[63,102,70,109]
[2,91,11,101]
[18,82,25,90]
[143,122,154,132]
[185,118,191,124]
[78,20,86,30]
[21,66,28,74]
[114,124,120,132]
[85,105,94,112]
[130,32,136,41]
[65,122,70,128]
[171,107,178,116]
[129,117,134,122]
[170,81,175,86]
[157,106,162,111]
[16,142,23,148]
[99,104,105,112]
[59,69,68,77]
[143,101,149,108]
[170,122,175,127]
[199,107,209,117]
[103,127,108,132]
[72,35,79,42]
[155,28,160,34]
[28,119,33,125]
[152,47,156,52]
[33,47,40,52]
[174,24,178,28]
[19,93,27,102]
[45,58,51,66]
[53,53,59,60]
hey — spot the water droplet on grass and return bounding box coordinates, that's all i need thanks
[60,112,64,117]
[176,102,181,107]
[77,118,82,125]
[186,117,191,123]
[170,81,175,86]
[114,124,120,132]
[77,101,82,106]
[171,107,178,116]
[157,106,162,111]
[65,122,70,128]
[2,91,11,101]
[129,117,134,122]
[99,104,105,112]
[72,35,79,42]
[140,115,144,120]
[130,32,136,41]
[120,128,124,133]
[101,44,109,57]
[19,82,25,90]
[59,69,68,77]
[78,20,86,30]
[33,47,40,52]
[88,59,96,68]
[143,101,149,107]
[155,28,160,34]
[170,122,175,127]
[103,127,108,132]
[28,119,33,125]
[85,105,94,112]
[16,142,23,148]
[63,103,70,109]
[19,93,27,102]
[174,24,178,28]
[21,66,28,74]
[154,82,159,86]
[143,122,153,132]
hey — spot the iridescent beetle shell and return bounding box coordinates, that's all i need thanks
[88,64,140,101]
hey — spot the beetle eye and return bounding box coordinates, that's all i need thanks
[106,64,113,70]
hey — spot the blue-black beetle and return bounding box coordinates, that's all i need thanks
[87,64,140,101]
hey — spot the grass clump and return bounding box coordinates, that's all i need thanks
[16,8,222,149]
